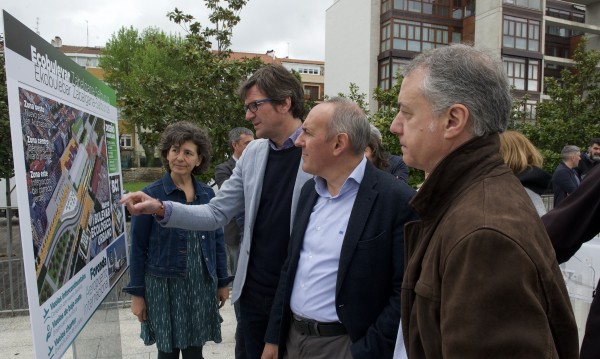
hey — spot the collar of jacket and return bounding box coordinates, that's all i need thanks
[410,133,507,220]
[160,172,206,200]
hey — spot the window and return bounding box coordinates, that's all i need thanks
[298,67,320,75]
[382,0,391,13]
[503,0,541,10]
[120,134,132,148]
[392,20,450,52]
[379,60,391,90]
[381,21,391,52]
[503,16,540,52]
[503,57,539,92]
[379,59,408,91]
[304,85,320,101]
[448,0,475,20]
[394,0,451,18]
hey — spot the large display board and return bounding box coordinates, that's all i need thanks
[3,11,128,359]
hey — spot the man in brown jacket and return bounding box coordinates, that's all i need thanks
[390,44,579,358]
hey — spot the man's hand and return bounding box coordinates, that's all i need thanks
[131,295,147,322]
[217,287,229,308]
[261,343,278,359]
[119,191,161,216]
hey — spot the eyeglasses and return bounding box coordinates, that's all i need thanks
[244,98,272,113]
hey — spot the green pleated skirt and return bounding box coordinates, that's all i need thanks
[141,231,222,353]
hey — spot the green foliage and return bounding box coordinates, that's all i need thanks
[512,39,600,172]
[336,83,370,114]
[100,1,263,183]
[0,38,14,179]
[123,181,153,193]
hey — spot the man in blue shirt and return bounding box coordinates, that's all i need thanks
[262,98,416,358]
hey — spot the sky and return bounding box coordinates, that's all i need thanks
[1,0,335,61]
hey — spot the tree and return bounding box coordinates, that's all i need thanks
[512,39,600,172]
[100,1,263,182]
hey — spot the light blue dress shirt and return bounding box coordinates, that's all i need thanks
[289,157,367,323]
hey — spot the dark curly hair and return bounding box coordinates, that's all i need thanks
[158,121,211,175]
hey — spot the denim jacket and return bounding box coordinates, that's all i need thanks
[123,173,231,297]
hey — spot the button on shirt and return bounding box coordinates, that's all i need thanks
[290,157,367,323]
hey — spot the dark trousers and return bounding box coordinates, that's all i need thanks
[581,280,600,359]
[239,288,274,359]
[284,321,352,359]
[157,346,203,359]
[234,300,246,359]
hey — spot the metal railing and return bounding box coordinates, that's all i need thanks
[0,210,132,316]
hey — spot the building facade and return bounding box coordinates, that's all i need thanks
[325,0,600,114]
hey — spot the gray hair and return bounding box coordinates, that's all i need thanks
[324,97,371,155]
[228,127,254,148]
[560,145,580,161]
[370,124,383,142]
[402,44,512,136]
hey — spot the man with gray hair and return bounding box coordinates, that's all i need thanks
[262,98,416,358]
[552,145,581,207]
[390,44,578,358]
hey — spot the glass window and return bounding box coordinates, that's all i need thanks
[503,16,539,53]
[392,20,450,52]
[382,0,391,13]
[120,134,133,148]
[381,22,391,52]
[379,60,391,90]
[503,57,539,92]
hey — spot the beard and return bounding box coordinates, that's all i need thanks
[591,154,600,162]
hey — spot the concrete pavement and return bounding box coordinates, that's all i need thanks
[0,297,237,358]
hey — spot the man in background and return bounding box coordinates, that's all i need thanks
[214,126,254,276]
[214,126,254,359]
[577,137,600,179]
[552,145,581,207]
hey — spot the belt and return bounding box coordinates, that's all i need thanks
[292,315,347,337]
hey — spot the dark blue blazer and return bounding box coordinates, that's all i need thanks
[267,161,417,358]
[552,162,580,206]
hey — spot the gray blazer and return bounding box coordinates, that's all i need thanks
[165,138,312,303]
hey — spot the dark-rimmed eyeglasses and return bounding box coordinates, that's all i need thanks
[244,98,272,113]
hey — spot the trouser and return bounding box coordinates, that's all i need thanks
[226,243,240,278]
[234,299,246,359]
[284,319,352,359]
[157,346,203,359]
[581,279,600,359]
[239,288,274,359]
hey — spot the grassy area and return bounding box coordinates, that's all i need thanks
[123,182,152,193]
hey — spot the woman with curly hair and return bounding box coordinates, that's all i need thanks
[124,121,231,359]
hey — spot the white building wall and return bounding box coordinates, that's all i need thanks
[325,0,380,113]
[474,0,503,58]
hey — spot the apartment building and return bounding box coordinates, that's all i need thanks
[325,0,600,114]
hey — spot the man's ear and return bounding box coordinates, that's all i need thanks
[333,133,349,156]
[443,104,469,139]
[276,96,292,114]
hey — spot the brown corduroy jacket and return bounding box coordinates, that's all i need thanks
[401,134,579,359]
